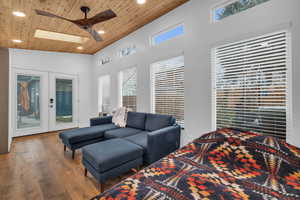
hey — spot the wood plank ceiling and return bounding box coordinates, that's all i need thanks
[0,0,188,55]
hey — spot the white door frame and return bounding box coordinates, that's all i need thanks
[12,69,49,137]
[12,69,79,137]
[49,73,79,131]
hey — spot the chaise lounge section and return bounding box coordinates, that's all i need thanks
[59,116,118,159]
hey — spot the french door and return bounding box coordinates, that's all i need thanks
[49,73,78,131]
[13,69,79,137]
[14,69,48,136]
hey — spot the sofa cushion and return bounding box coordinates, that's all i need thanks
[82,138,143,172]
[145,113,172,131]
[104,128,142,139]
[126,112,146,130]
[90,116,112,126]
[59,124,119,144]
[124,132,148,150]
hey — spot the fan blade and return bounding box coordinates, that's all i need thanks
[86,28,103,42]
[35,9,71,21]
[86,9,117,25]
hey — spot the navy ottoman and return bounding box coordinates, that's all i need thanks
[82,138,143,192]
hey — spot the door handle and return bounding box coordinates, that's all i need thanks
[50,98,54,108]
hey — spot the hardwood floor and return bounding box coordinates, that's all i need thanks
[0,132,135,200]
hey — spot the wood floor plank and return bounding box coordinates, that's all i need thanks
[0,132,135,200]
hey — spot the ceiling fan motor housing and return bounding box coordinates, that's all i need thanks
[80,6,90,19]
[80,6,90,13]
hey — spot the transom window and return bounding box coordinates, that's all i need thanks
[213,31,290,139]
[119,45,137,58]
[151,24,184,46]
[214,0,271,22]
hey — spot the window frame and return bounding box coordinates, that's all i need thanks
[211,30,293,139]
[150,23,184,46]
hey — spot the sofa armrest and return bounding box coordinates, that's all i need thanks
[147,125,181,164]
[90,116,113,126]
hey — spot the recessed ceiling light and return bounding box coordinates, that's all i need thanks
[98,30,105,34]
[34,29,89,44]
[12,39,22,43]
[77,46,83,50]
[137,0,146,4]
[12,11,26,17]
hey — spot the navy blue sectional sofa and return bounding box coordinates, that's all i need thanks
[60,112,180,191]
[59,112,181,164]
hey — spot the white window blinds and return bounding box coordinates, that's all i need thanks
[120,68,137,111]
[214,31,289,139]
[152,56,184,127]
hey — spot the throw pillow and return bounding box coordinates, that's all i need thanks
[112,107,128,128]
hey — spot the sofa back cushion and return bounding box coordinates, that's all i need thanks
[145,113,173,132]
[126,112,146,130]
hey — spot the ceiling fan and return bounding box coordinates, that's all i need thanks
[35,6,117,42]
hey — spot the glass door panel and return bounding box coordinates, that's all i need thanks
[56,79,73,123]
[14,69,49,137]
[17,75,41,129]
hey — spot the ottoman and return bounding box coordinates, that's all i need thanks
[82,138,143,192]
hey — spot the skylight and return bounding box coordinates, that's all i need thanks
[12,11,26,17]
[34,30,89,44]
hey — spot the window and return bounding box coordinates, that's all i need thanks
[151,56,184,127]
[120,68,137,111]
[100,57,112,65]
[213,31,290,139]
[120,45,137,57]
[214,0,270,22]
[152,24,184,46]
[98,75,111,113]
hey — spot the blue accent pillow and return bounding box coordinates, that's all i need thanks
[145,113,172,131]
[126,112,147,130]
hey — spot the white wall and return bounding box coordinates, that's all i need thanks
[92,0,300,147]
[9,49,93,149]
